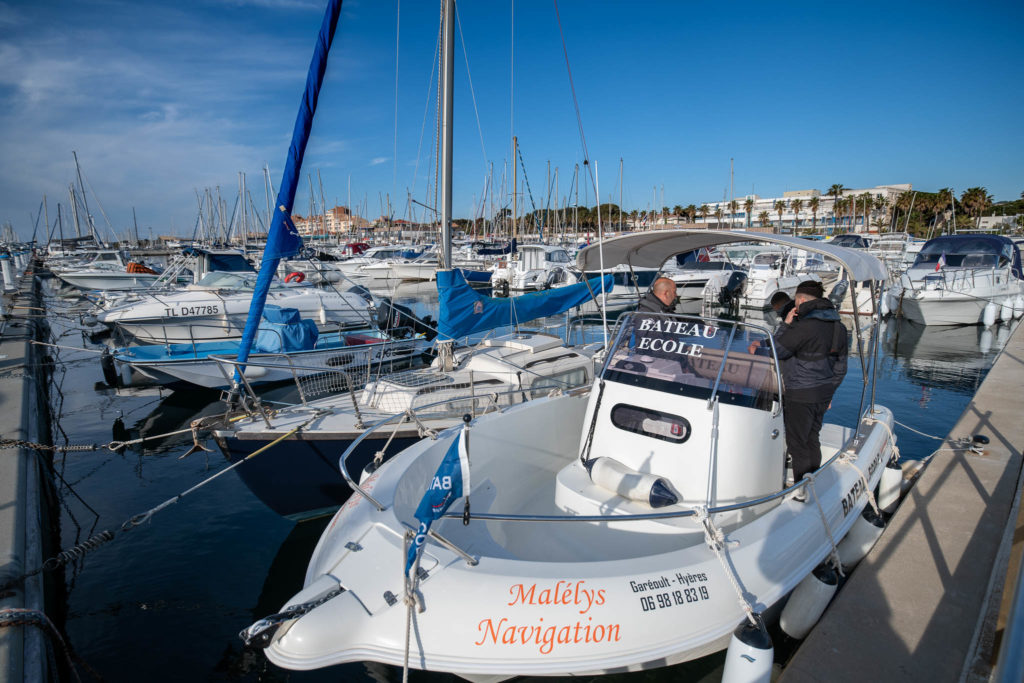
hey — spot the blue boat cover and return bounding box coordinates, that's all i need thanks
[436,269,612,342]
[255,306,319,354]
[455,268,493,283]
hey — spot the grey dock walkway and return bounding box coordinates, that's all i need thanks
[0,266,54,683]
[782,321,1024,682]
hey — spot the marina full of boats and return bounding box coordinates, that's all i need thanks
[15,1,1022,680]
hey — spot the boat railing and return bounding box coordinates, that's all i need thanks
[336,377,888,522]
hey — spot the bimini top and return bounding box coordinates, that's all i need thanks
[577,230,888,282]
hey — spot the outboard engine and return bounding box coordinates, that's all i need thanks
[346,284,374,304]
[827,280,849,309]
[718,271,747,308]
[376,298,437,341]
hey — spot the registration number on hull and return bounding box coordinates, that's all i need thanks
[163,305,220,317]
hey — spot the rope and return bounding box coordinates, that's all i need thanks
[0,608,82,683]
[374,414,408,467]
[804,473,845,577]
[693,506,757,627]
[121,416,314,530]
[402,531,424,683]
[892,418,947,441]
[862,416,902,463]
[407,408,438,440]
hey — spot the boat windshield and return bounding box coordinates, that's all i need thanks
[196,271,257,289]
[681,261,731,271]
[603,313,779,410]
[913,237,1011,269]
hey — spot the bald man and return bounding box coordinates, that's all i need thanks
[638,277,678,314]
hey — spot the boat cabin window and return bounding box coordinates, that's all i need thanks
[546,249,571,263]
[913,237,1010,269]
[528,367,590,398]
[603,313,779,410]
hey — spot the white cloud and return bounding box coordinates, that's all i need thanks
[370,156,389,166]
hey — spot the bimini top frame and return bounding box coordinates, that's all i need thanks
[577,229,889,283]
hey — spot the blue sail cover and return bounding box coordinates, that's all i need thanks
[234,0,343,375]
[436,269,613,342]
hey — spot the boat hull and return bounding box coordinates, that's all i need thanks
[262,394,895,676]
[215,428,421,520]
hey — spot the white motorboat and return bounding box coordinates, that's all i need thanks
[95,274,374,344]
[665,259,745,303]
[738,250,821,309]
[51,249,161,291]
[245,230,897,679]
[491,244,580,292]
[887,234,1024,326]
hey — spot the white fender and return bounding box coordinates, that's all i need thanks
[837,505,886,571]
[780,563,839,640]
[585,457,678,508]
[1001,299,1013,322]
[880,289,890,317]
[877,460,903,513]
[1014,296,1024,319]
[722,619,773,683]
[242,365,268,379]
[983,302,998,328]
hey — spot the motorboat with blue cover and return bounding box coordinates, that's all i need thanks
[244,231,899,679]
[112,305,430,389]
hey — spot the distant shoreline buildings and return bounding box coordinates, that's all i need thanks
[681,183,913,233]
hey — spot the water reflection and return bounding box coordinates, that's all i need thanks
[885,318,1017,393]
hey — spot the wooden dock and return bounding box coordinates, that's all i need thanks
[782,321,1024,681]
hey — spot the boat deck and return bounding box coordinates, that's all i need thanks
[782,320,1024,681]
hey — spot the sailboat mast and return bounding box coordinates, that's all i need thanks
[439,0,454,269]
[512,136,518,245]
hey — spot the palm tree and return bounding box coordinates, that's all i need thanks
[672,205,683,223]
[834,198,847,230]
[661,206,670,226]
[827,183,844,229]
[809,195,820,233]
[699,204,710,224]
[773,199,786,234]
[744,197,755,228]
[758,210,771,228]
[727,200,739,229]
[790,198,804,234]
[873,195,889,231]
[961,187,992,228]
[685,204,697,223]
[713,206,724,228]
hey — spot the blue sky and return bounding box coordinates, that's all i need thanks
[0,0,1021,240]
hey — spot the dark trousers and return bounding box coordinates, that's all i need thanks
[784,400,829,482]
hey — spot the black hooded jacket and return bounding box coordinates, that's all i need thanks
[638,290,674,314]
[773,297,848,403]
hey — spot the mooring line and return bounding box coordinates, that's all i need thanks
[0,413,304,593]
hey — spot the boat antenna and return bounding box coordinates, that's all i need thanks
[594,162,608,348]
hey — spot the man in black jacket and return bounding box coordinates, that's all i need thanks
[765,280,848,486]
[637,277,678,313]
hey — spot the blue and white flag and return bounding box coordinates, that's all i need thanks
[406,426,470,576]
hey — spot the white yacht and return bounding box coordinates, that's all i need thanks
[887,234,1024,326]
[491,244,580,292]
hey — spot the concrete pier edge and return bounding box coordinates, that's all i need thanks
[781,320,1024,682]
[0,260,55,683]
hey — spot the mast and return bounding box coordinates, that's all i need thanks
[68,185,82,238]
[512,137,518,248]
[132,207,140,245]
[619,157,623,232]
[439,0,454,267]
[72,151,95,240]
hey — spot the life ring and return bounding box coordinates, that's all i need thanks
[285,271,305,283]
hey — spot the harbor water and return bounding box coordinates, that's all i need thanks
[42,279,1014,681]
